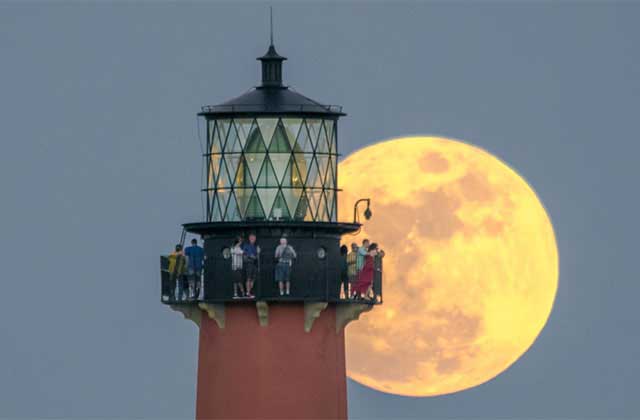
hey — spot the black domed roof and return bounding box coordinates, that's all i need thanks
[199,44,344,117]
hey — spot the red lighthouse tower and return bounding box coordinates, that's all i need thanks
[161,32,382,420]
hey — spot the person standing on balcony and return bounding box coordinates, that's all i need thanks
[275,237,297,296]
[242,233,260,298]
[351,243,379,300]
[168,244,187,301]
[356,239,370,272]
[339,245,350,299]
[346,243,359,293]
[230,237,245,299]
[184,238,204,300]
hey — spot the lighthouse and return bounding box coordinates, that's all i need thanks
[161,29,383,420]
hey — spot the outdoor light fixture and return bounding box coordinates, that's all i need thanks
[353,198,372,223]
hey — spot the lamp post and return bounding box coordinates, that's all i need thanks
[353,198,372,223]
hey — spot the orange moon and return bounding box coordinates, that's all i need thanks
[338,136,558,397]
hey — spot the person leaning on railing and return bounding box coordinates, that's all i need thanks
[346,243,358,292]
[168,244,187,301]
[339,245,350,299]
[351,243,380,301]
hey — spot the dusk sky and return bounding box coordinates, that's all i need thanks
[1,2,638,418]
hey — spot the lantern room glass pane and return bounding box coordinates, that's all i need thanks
[217,119,231,150]
[245,189,265,220]
[234,118,254,148]
[282,118,302,148]
[257,118,278,148]
[325,120,335,153]
[268,121,291,153]
[296,121,314,153]
[225,123,242,153]
[271,190,291,220]
[306,119,322,151]
[256,158,278,187]
[316,122,329,154]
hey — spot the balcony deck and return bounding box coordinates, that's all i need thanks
[160,253,383,305]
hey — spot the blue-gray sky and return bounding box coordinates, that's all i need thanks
[1,1,638,418]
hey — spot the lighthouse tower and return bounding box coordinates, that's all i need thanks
[161,32,382,420]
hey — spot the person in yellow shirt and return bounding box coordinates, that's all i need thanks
[168,244,187,301]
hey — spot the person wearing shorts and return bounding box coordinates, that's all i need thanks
[274,237,297,296]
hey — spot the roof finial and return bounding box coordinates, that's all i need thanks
[270,6,274,46]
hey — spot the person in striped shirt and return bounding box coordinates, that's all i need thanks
[231,237,245,298]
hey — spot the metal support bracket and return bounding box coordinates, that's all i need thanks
[169,303,202,327]
[198,303,226,329]
[335,303,373,333]
[303,302,328,333]
[256,301,269,327]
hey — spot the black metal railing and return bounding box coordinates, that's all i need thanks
[200,104,343,114]
[160,253,383,304]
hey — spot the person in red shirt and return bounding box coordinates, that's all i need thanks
[351,243,380,300]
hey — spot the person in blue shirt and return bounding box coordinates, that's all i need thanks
[184,238,205,300]
[241,233,260,298]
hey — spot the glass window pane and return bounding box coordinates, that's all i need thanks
[216,189,231,220]
[268,121,292,153]
[226,191,241,221]
[234,118,254,149]
[282,155,303,188]
[225,123,242,153]
[210,192,222,221]
[270,190,291,220]
[307,189,323,221]
[225,155,242,188]
[316,155,330,186]
[245,152,265,184]
[294,153,313,185]
[325,120,335,153]
[208,155,219,190]
[296,121,314,153]
[256,158,278,187]
[282,118,302,149]
[283,187,302,219]
[246,189,266,220]
[325,189,336,222]
[235,188,251,219]
[210,121,222,154]
[324,156,335,189]
[257,188,278,219]
[317,190,329,222]
[217,119,231,150]
[306,119,322,152]
[245,121,267,153]
[295,190,313,221]
[315,121,329,154]
[257,118,278,149]
[270,154,289,186]
[216,159,232,189]
[306,157,323,189]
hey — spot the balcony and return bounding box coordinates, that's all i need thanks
[160,252,383,305]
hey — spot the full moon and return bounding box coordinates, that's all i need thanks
[338,136,558,397]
